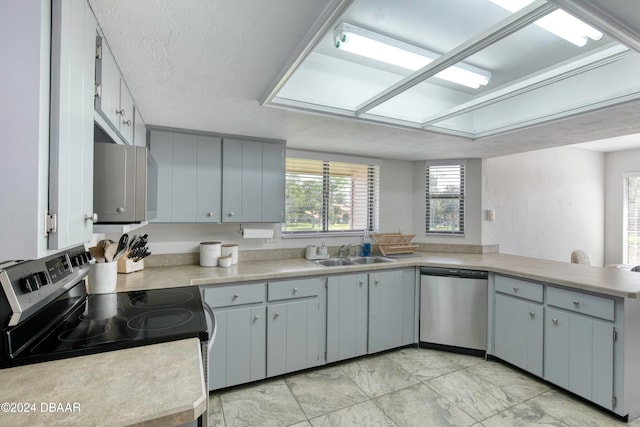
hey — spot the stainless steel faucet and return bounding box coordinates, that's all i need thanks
[348,244,363,257]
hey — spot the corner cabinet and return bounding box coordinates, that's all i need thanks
[222,138,285,223]
[489,274,625,416]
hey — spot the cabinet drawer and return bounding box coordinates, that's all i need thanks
[495,275,543,303]
[205,283,265,308]
[268,278,320,301]
[547,287,614,321]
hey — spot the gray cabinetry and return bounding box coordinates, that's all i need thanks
[544,291,615,410]
[222,138,285,223]
[493,276,543,376]
[133,107,146,147]
[266,278,324,377]
[204,283,266,391]
[149,130,222,222]
[326,273,368,363]
[368,269,416,354]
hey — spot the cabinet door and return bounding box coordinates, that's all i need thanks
[209,306,266,390]
[222,140,243,222]
[195,136,222,223]
[369,270,403,353]
[494,294,543,376]
[96,36,120,128]
[401,268,416,345]
[49,0,97,249]
[544,307,570,388]
[327,274,368,363]
[241,142,263,222]
[170,133,197,221]
[118,82,135,143]
[267,299,321,377]
[261,142,285,222]
[149,131,173,222]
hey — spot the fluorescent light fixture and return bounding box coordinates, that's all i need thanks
[334,23,491,89]
[490,0,603,46]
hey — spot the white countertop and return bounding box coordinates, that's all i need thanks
[116,252,640,299]
[0,338,206,427]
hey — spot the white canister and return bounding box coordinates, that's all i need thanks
[221,244,239,264]
[200,241,222,267]
[87,262,118,294]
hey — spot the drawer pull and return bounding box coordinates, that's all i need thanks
[359,281,364,286]
[529,312,535,318]
[233,294,239,299]
[274,312,280,318]
[552,318,558,325]
[253,315,260,321]
[374,280,379,285]
[573,300,580,306]
[293,287,299,293]
[513,287,519,292]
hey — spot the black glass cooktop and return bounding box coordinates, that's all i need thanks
[5,286,208,365]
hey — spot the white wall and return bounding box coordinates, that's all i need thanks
[604,147,640,265]
[482,146,605,265]
[119,158,415,254]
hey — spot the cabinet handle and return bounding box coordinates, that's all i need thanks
[573,300,580,306]
[293,287,299,293]
[513,287,519,293]
[253,315,260,321]
[359,281,363,286]
[227,212,235,217]
[85,213,98,223]
[117,207,125,213]
[552,318,558,325]
[233,293,239,299]
[274,312,280,318]
[374,280,379,285]
[116,108,125,116]
[123,119,132,126]
[529,311,535,318]
[207,212,214,217]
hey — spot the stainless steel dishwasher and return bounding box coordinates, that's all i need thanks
[420,267,488,354]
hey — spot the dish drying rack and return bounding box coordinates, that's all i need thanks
[371,233,418,256]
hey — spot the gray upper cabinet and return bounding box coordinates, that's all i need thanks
[222,138,285,223]
[133,107,146,147]
[149,130,222,222]
[95,35,135,145]
[48,0,97,250]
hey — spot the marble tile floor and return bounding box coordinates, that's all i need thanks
[208,347,640,427]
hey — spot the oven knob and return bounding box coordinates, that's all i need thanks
[35,271,49,287]
[21,274,43,293]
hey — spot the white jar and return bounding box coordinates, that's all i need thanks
[200,241,222,267]
[221,244,239,264]
[87,262,118,294]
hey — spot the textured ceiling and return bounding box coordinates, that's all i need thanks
[88,0,640,160]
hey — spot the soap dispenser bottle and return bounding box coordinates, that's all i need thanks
[362,230,371,256]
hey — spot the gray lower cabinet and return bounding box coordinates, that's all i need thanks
[326,273,368,363]
[544,304,614,410]
[204,282,266,391]
[493,276,543,377]
[266,278,324,377]
[368,269,416,354]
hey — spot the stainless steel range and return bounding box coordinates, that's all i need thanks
[0,245,213,425]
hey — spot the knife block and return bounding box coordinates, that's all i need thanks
[117,255,144,274]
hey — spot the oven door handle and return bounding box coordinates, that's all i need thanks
[203,301,217,354]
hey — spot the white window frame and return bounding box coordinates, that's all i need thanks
[623,172,640,264]
[425,160,466,236]
[283,150,380,238]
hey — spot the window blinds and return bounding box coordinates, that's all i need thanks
[425,164,465,235]
[284,157,379,234]
[624,175,640,264]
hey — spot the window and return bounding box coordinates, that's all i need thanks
[624,174,640,264]
[284,157,379,235]
[425,162,465,235]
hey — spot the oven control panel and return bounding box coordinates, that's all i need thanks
[0,245,91,326]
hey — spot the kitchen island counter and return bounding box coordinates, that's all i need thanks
[116,252,640,299]
[0,338,206,427]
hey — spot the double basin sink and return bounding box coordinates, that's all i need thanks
[314,256,397,267]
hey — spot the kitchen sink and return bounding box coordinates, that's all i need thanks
[315,258,356,267]
[349,256,397,264]
[314,256,396,267]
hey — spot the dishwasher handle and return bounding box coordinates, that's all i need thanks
[420,266,488,279]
